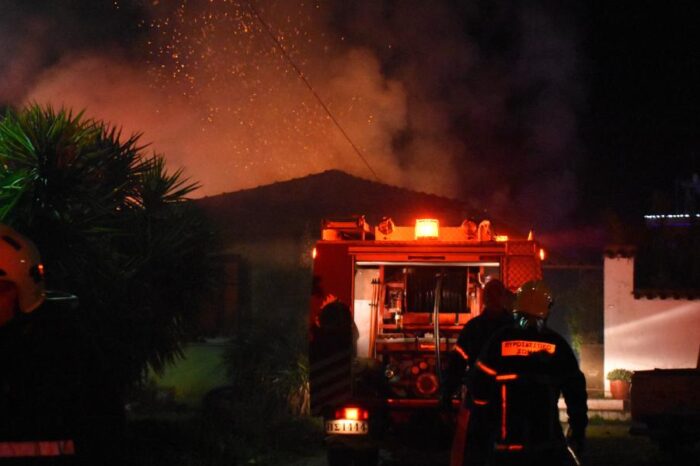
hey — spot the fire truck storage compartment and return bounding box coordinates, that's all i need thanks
[377,337,454,398]
[353,263,499,359]
[404,267,466,314]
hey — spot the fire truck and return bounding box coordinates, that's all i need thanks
[309,215,544,466]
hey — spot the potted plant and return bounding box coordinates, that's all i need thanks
[607,368,633,400]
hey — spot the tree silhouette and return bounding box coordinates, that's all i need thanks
[0,104,219,384]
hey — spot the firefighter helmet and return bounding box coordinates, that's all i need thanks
[514,280,553,319]
[0,225,45,313]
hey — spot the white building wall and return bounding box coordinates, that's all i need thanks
[604,256,700,392]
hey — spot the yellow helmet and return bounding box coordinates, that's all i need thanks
[0,225,45,313]
[514,280,553,319]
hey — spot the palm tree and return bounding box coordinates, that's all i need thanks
[0,104,219,384]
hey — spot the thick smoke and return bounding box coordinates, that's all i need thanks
[2,0,584,230]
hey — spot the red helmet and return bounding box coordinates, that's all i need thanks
[0,225,45,313]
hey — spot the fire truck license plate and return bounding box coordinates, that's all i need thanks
[325,420,369,435]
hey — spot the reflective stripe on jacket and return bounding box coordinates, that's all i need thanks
[0,440,75,457]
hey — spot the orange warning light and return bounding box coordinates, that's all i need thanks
[335,407,369,420]
[312,247,317,260]
[415,219,439,239]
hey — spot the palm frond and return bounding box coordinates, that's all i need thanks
[0,170,32,221]
[0,104,220,384]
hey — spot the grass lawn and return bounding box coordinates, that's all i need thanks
[148,341,229,406]
[585,422,699,466]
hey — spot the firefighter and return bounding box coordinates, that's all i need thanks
[467,280,588,466]
[311,296,356,359]
[0,224,123,465]
[309,297,355,413]
[442,278,514,396]
[440,278,514,466]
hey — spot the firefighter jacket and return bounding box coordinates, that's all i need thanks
[467,324,588,456]
[0,297,124,465]
[309,301,354,416]
[441,309,513,405]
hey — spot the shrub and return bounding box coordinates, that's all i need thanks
[606,368,633,383]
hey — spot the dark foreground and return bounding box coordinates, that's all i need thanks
[376,423,699,466]
[583,424,699,466]
[125,414,699,466]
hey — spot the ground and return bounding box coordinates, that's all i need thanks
[126,412,699,466]
[288,422,700,466]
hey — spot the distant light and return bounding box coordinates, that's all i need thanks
[644,213,700,228]
[312,247,317,260]
[495,235,509,242]
[415,219,439,239]
[539,248,546,261]
[644,213,700,219]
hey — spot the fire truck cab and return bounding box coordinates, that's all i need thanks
[309,215,544,465]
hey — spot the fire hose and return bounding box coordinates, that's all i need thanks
[433,272,445,383]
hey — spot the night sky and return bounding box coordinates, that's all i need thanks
[583,2,699,224]
[1,1,698,240]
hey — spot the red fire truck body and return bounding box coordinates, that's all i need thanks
[309,216,543,464]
